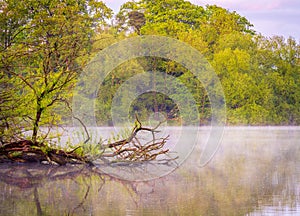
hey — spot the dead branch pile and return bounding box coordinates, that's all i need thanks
[100,116,173,163]
[0,115,176,165]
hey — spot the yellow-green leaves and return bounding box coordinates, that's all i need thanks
[0,0,112,142]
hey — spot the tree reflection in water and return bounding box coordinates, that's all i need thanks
[0,128,299,215]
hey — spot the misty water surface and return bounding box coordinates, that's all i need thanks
[0,127,299,215]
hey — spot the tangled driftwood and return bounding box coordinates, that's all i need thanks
[100,116,171,162]
[0,115,175,165]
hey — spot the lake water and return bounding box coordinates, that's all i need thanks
[0,127,299,215]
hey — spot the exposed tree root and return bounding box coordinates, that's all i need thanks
[0,140,89,165]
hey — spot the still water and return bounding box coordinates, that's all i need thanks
[0,127,299,216]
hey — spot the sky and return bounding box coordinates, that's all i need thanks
[102,0,300,40]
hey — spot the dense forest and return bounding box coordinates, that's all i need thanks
[1,0,299,144]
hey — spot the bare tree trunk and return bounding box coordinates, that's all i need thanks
[32,100,43,144]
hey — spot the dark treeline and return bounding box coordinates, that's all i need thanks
[1,0,299,143]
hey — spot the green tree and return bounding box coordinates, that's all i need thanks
[104,0,299,126]
[0,0,112,143]
[255,36,300,124]
[212,33,272,125]
[112,0,255,125]
[0,0,34,142]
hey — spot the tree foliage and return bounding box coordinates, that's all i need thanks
[111,0,299,126]
[0,0,112,143]
[1,0,299,147]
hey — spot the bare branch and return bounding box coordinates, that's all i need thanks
[101,115,176,163]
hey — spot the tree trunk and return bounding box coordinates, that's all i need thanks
[32,101,43,144]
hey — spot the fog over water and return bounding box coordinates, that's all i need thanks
[1,127,299,215]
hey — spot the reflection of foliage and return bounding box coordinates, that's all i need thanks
[0,164,141,215]
[1,133,299,215]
